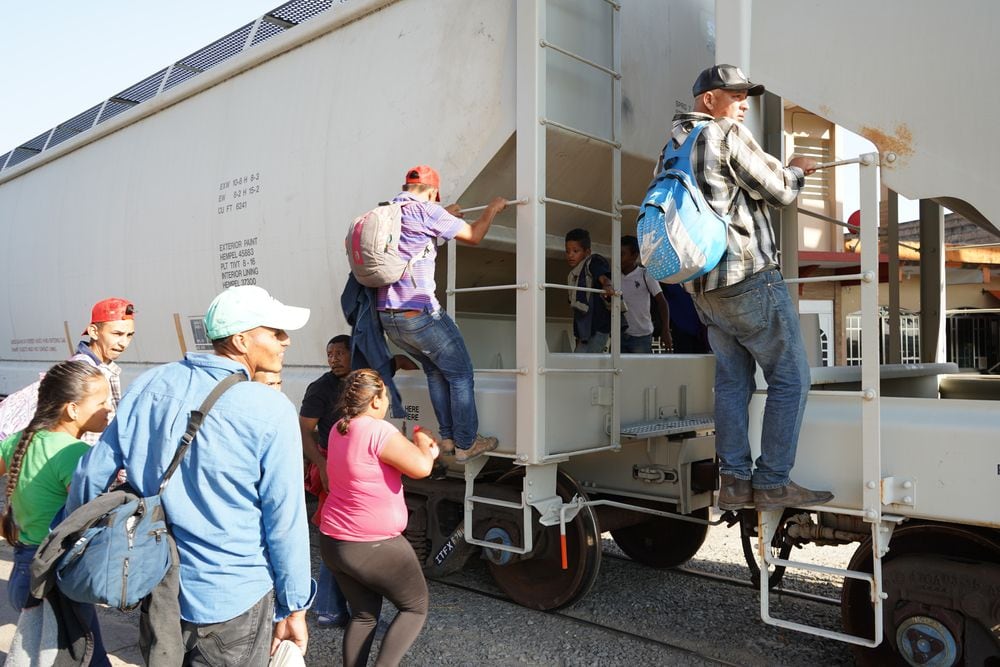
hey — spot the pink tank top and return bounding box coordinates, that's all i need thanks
[320,415,408,541]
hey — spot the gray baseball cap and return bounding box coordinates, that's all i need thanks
[693,64,765,97]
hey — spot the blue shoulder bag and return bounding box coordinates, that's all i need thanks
[32,373,245,610]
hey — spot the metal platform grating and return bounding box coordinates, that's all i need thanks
[96,99,137,124]
[180,26,254,72]
[271,0,337,25]
[47,125,82,149]
[2,0,343,172]
[250,20,286,47]
[20,131,49,152]
[114,69,171,105]
[619,415,715,439]
[163,65,202,92]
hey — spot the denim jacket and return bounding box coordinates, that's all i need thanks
[341,275,405,418]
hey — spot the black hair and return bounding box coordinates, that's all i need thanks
[327,335,351,348]
[1,360,104,544]
[565,228,592,249]
[621,235,640,255]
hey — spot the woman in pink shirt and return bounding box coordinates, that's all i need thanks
[320,369,439,667]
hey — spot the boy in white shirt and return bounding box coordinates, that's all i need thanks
[620,235,672,353]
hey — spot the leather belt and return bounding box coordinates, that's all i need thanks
[382,308,423,318]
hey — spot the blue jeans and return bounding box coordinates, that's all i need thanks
[622,333,652,354]
[574,331,609,353]
[693,269,811,489]
[8,544,36,611]
[379,309,478,448]
[10,544,111,667]
[315,562,348,617]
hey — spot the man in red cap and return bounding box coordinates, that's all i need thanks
[377,165,507,463]
[71,298,136,442]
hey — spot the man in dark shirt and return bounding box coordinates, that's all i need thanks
[300,335,351,486]
[299,335,352,628]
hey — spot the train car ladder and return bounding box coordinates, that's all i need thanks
[461,0,625,554]
[756,153,893,647]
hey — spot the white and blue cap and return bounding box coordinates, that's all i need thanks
[204,286,310,340]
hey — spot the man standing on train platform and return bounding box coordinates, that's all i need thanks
[377,165,507,463]
[71,297,136,444]
[671,64,833,512]
[69,285,315,663]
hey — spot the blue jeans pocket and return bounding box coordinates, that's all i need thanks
[716,288,767,339]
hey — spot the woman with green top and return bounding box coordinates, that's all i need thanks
[0,360,110,610]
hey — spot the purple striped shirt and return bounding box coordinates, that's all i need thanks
[376,192,465,312]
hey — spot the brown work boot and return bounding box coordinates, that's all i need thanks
[718,474,754,510]
[439,438,456,455]
[454,435,499,463]
[754,481,834,512]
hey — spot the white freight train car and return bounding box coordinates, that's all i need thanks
[1,1,998,665]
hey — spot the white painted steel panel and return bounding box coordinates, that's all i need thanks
[0,0,712,403]
[750,392,1000,529]
[719,0,1000,231]
[0,0,518,392]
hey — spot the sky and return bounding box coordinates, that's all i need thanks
[0,1,279,154]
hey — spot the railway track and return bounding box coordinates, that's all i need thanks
[432,574,744,667]
[424,543,846,666]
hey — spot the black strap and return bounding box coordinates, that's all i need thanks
[158,372,246,494]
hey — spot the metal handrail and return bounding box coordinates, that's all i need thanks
[539,118,621,148]
[785,272,873,285]
[538,367,620,374]
[446,283,527,295]
[541,196,616,218]
[540,282,619,296]
[539,40,621,79]
[458,198,527,214]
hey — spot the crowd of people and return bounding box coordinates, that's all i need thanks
[0,64,832,666]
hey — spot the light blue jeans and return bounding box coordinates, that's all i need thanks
[379,308,478,449]
[693,269,811,489]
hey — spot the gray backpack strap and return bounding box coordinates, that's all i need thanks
[158,372,246,493]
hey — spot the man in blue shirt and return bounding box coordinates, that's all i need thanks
[69,286,314,664]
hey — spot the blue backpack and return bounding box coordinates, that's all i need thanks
[32,373,245,610]
[637,122,728,283]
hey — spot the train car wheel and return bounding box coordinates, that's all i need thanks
[841,522,1000,666]
[486,470,602,611]
[739,510,792,589]
[610,506,709,568]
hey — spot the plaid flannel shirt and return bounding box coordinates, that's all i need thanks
[665,112,805,292]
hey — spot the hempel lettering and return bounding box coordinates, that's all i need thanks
[218,236,260,288]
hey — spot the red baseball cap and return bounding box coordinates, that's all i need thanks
[404,165,441,201]
[83,298,135,334]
